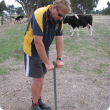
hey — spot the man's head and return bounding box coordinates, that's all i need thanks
[50,0,71,21]
[53,0,71,14]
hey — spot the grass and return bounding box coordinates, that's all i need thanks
[0,24,27,75]
[0,15,110,76]
[0,68,11,75]
[95,27,110,36]
[0,24,27,63]
[63,23,110,76]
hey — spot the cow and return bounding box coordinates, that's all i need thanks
[15,16,24,23]
[63,14,93,37]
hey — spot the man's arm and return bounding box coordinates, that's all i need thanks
[34,35,54,71]
[56,35,63,68]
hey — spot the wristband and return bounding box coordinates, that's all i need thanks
[57,58,62,61]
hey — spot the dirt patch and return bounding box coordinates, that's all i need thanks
[0,15,110,110]
[12,50,24,55]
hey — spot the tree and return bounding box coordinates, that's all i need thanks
[15,7,24,15]
[15,0,53,21]
[107,1,110,8]
[95,9,100,14]
[6,5,15,22]
[0,0,6,15]
[107,1,110,15]
[0,0,6,25]
[70,0,99,14]
[102,7,105,15]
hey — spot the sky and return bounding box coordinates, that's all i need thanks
[1,0,110,10]
[95,0,110,10]
[3,0,22,7]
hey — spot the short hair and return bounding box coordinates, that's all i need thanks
[53,0,71,13]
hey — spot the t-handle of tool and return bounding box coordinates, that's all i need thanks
[53,61,57,110]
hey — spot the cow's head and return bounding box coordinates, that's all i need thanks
[63,16,69,24]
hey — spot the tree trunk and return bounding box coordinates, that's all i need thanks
[10,15,12,22]
[1,16,3,25]
[26,10,34,21]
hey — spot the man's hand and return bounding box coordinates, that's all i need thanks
[55,60,63,68]
[45,62,54,71]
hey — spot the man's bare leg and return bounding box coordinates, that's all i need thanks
[39,75,45,98]
[31,77,44,104]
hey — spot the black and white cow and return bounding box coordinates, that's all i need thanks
[15,16,24,23]
[63,14,93,37]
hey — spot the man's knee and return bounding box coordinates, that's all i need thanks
[33,76,44,86]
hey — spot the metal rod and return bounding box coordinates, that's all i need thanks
[53,61,57,110]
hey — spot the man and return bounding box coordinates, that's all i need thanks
[23,0,71,110]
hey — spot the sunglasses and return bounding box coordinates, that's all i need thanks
[56,6,64,17]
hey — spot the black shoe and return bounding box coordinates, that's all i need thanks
[32,103,41,110]
[38,98,51,110]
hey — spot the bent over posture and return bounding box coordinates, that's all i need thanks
[23,0,71,110]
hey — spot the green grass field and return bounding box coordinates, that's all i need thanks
[0,24,27,74]
[0,24,27,63]
[63,22,110,75]
[0,15,110,76]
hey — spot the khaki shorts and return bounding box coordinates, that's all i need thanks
[24,52,47,78]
